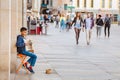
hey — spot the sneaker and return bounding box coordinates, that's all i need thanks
[76,41,79,45]
[27,67,35,74]
[87,42,90,45]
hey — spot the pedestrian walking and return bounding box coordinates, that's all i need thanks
[40,14,44,23]
[72,12,84,45]
[55,15,60,28]
[39,22,43,35]
[104,14,111,38]
[43,21,48,35]
[27,15,31,34]
[30,17,37,34]
[60,14,66,32]
[96,15,104,38]
[66,15,72,31]
[44,14,49,23]
[84,14,94,45]
[117,15,120,26]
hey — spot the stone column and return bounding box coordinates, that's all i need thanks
[0,0,11,79]
[22,0,27,27]
[10,0,23,73]
[0,0,23,79]
[32,0,39,17]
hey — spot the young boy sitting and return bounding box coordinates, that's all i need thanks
[16,27,37,73]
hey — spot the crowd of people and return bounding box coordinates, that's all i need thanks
[27,12,112,45]
[54,12,111,45]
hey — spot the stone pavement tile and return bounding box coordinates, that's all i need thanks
[30,73,62,80]
[14,74,30,80]
[102,66,120,72]
[112,73,120,79]
[55,68,113,80]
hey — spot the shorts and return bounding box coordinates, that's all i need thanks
[74,24,81,29]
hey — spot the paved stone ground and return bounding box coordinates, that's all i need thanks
[11,23,120,80]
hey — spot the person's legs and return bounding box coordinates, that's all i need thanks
[22,51,37,73]
[22,51,37,67]
[99,27,102,37]
[104,26,107,37]
[74,28,78,44]
[74,28,79,44]
[89,29,92,39]
[45,25,47,35]
[86,29,89,45]
[57,21,59,28]
[108,25,110,38]
[66,23,69,31]
[86,29,88,45]
[63,23,66,30]
[77,29,81,41]
[60,23,63,32]
[56,21,59,28]
[96,27,99,37]
[89,29,92,43]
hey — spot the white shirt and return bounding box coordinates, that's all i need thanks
[85,18,91,30]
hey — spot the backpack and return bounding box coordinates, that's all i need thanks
[105,18,110,25]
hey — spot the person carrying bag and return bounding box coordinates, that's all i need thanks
[96,15,104,38]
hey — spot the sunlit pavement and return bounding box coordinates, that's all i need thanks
[11,23,120,80]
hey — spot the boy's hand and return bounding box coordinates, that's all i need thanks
[25,43,29,46]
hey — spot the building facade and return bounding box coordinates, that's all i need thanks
[73,0,119,22]
[27,0,41,17]
[40,0,72,15]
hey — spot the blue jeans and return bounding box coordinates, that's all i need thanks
[60,23,66,30]
[22,51,37,66]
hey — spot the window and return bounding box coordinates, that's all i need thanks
[113,14,118,22]
[27,0,32,3]
[47,0,49,5]
[91,0,94,8]
[101,0,105,8]
[77,0,80,7]
[50,0,53,7]
[84,0,86,8]
[109,0,112,8]
[42,0,45,4]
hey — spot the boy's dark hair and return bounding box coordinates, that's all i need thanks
[98,15,101,17]
[20,27,27,32]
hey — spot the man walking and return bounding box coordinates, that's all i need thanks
[96,15,104,38]
[84,14,94,45]
[104,14,111,38]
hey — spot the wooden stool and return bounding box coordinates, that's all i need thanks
[16,54,29,74]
